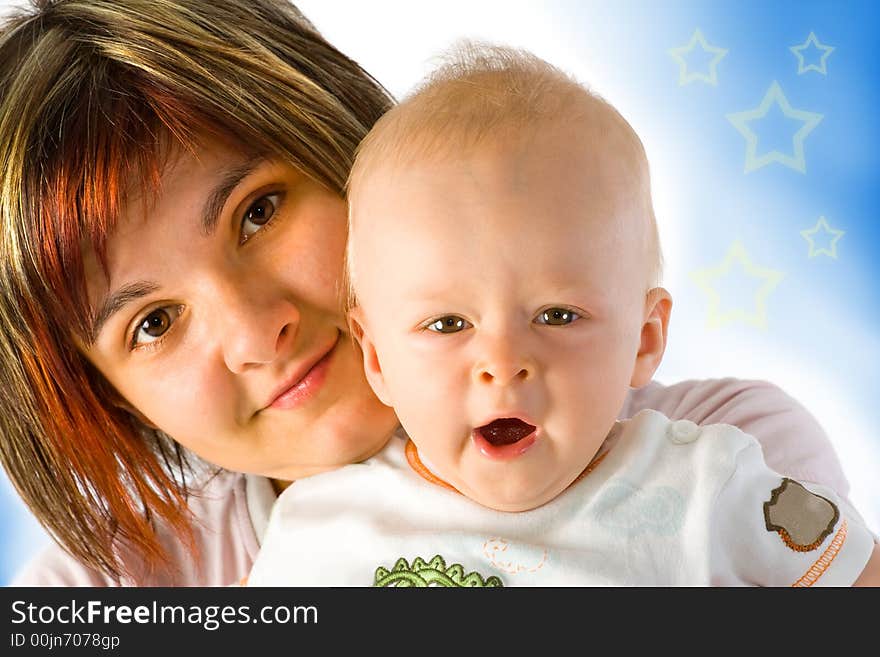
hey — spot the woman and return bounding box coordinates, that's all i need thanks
[0,0,850,586]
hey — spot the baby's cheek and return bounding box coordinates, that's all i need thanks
[391,359,465,434]
[546,360,612,414]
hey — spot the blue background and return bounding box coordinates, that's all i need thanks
[2,0,878,584]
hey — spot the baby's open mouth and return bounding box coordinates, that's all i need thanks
[475,418,537,446]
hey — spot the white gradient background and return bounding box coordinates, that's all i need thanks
[1,0,877,584]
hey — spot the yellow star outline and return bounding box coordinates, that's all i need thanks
[668,28,728,86]
[800,216,844,258]
[790,32,835,75]
[689,240,785,330]
[726,81,823,174]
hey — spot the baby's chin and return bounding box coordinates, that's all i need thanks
[454,476,572,513]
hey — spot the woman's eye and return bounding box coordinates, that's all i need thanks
[426,316,471,334]
[240,193,280,243]
[130,305,183,349]
[534,307,581,326]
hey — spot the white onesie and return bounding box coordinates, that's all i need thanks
[248,409,874,586]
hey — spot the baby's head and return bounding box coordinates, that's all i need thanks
[347,43,671,512]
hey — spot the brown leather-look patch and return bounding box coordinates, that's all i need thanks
[763,478,839,552]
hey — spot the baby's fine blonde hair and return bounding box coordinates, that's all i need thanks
[346,41,663,307]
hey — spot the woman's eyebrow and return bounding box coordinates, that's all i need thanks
[89,281,161,345]
[88,154,268,345]
[200,154,268,236]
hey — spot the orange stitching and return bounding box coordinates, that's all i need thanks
[574,451,608,484]
[791,520,847,587]
[405,440,459,492]
[404,440,608,493]
[483,538,548,574]
[777,528,828,552]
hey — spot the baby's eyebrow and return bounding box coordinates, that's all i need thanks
[200,154,268,236]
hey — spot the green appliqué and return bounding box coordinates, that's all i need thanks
[373,555,504,587]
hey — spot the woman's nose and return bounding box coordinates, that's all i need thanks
[209,275,300,373]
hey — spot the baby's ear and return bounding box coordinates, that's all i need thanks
[630,287,672,388]
[347,306,394,407]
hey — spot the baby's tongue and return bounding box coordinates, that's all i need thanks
[478,418,536,446]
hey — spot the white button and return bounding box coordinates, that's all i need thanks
[668,419,700,444]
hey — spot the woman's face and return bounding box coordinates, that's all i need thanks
[84,137,397,483]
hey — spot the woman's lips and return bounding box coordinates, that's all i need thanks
[266,332,339,411]
[472,417,538,461]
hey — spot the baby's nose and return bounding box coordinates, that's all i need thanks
[473,344,534,386]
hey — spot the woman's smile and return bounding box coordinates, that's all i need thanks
[263,329,340,412]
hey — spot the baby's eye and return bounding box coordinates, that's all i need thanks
[425,316,471,334]
[130,305,184,349]
[240,193,280,243]
[534,307,581,326]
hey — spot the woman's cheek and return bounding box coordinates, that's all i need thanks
[274,197,349,304]
[136,363,232,437]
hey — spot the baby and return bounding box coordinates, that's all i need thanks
[247,44,878,586]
